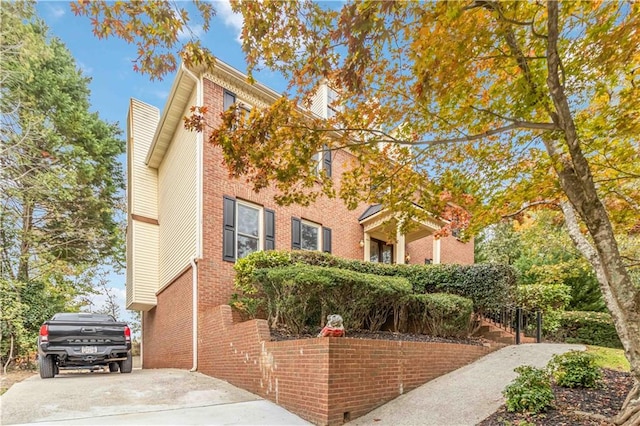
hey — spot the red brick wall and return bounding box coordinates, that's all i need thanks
[142,267,193,369]
[200,78,368,308]
[441,235,474,264]
[407,235,474,265]
[199,305,495,425]
[199,78,474,308]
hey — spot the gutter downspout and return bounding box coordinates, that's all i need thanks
[189,257,199,372]
[183,64,203,372]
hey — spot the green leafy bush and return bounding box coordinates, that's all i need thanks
[426,264,516,312]
[503,366,554,414]
[548,350,602,388]
[233,251,516,315]
[515,283,571,333]
[400,293,473,337]
[254,265,411,333]
[548,311,622,349]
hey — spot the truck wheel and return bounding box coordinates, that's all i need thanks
[108,362,119,372]
[119,353,132,373]
[39,355,55,379]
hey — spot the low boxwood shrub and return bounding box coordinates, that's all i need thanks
[548,311,622,349]
[400,293,474,338]
[548,350,602,389]
[503,366,554,414]
[254,264,411,333]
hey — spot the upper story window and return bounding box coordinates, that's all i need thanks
[223,90,236,111]
[311,145,332,178]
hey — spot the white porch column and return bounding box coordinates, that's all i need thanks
[433,238,441,264]
[363,232,371,262]
[395,230,406,265]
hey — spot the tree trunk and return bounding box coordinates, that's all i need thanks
[18,198,32,282]
[546,3,640,424]
[3,334,14,374]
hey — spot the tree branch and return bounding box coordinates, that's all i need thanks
[501,200,559,219]
[470,106,560,130]
[282,121,557,150]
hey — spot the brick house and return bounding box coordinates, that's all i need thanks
[125,58,474,371]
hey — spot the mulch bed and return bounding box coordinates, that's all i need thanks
[479,369,634,426]
[270,328,489,346]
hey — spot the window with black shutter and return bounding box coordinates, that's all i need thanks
[222,197,272,262]
[264,209,275,250]
[291,217,301,250]
[292,217,327,252]
[322,145,332,177]
[322,227,332,253]
[222,197,236,262]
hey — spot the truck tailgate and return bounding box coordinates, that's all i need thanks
[46,321,127,346]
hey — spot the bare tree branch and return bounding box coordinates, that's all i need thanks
[501,200,560,218]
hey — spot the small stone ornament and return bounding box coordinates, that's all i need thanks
[318,314,345,337]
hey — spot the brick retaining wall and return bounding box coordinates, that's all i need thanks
[199,305,496,425]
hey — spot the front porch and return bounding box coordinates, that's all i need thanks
[358,204,444,265]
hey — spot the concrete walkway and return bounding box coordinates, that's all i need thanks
[348,343,584,426]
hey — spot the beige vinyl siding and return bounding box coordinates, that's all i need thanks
[127,221,159,310]
[310,84,328,118]
[130,100,159,218]
[126,99,160,310]
[157,91,198,289]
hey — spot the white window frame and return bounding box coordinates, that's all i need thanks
[300,220,322,251]
[235,200,263,259]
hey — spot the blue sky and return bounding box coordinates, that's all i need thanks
[36,1,287,320]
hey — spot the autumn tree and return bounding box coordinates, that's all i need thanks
[75,1,639,423]
[0,1,125,366]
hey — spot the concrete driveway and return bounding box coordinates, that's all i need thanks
[1,368,310,425]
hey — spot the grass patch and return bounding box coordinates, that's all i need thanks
[586,345,630,372]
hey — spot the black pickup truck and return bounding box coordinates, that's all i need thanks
[37,312,132,378]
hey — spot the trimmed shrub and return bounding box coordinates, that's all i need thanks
[549,311,622,349]
[503,366,554,414]
[233,251,516,314]
[400,293,474,338]
[548,350,602,389]
[426,264,516,313]
[254,265,412,332]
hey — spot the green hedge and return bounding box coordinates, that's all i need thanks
[253,264,411,333]
[400,293,474,338]
[234,250,516,313]
[549,311,622,349]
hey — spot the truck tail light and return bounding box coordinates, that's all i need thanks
[124,325,131,343]
[39,324,49,343]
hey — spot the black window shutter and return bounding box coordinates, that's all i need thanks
[264,209,275,250]
[322,145,332,177]
[322,227,332,253]
[223,196,236,262]
[291,217,301,250]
